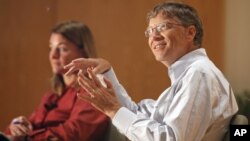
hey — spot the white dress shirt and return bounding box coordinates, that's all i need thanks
[103,48,238,141]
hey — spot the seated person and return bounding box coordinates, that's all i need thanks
[64,2,238,141]
[4,20,109,141]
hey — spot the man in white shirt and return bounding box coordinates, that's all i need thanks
[64,1,238,141]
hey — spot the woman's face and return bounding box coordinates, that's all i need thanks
[49,33,83,74]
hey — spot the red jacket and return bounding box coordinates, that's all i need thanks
[6,87,110,141]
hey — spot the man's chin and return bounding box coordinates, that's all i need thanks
[155,56,163,62]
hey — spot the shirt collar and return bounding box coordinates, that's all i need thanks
[168,48,207,84]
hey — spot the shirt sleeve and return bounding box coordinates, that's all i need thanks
[102,68,139,113]
[112,70,215,141]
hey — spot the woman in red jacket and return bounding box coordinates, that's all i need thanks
[5,20,109,141]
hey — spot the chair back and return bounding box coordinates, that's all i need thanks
[222,114,248,141]
[106,123,127,141]
[0,132,11,141]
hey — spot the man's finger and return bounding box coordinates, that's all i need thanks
[87,68,102,87]
[77,92,94,103]
[103,77,113,89]
[64,66,76,76]
[63,62,73,69]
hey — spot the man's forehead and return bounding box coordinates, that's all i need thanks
[148,17,172,27]
[148,14,179,27]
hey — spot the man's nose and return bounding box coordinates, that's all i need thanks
[151,28,162,37]
[151,29,163,40]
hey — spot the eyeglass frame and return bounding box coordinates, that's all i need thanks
[144,22,183,38]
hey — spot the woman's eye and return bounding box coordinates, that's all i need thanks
[58,46,68,52]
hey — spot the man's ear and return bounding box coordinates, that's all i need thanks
[185,25,196,41]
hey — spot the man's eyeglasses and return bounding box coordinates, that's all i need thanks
[144,22,182,38]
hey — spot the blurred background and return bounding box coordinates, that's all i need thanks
[0,0,249,130]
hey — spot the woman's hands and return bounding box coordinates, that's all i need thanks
[9,116,32,138]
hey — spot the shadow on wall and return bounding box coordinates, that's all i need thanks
[235,90,250,123]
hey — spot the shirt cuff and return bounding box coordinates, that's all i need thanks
[112,107,137,135]
[102,68,120,87]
